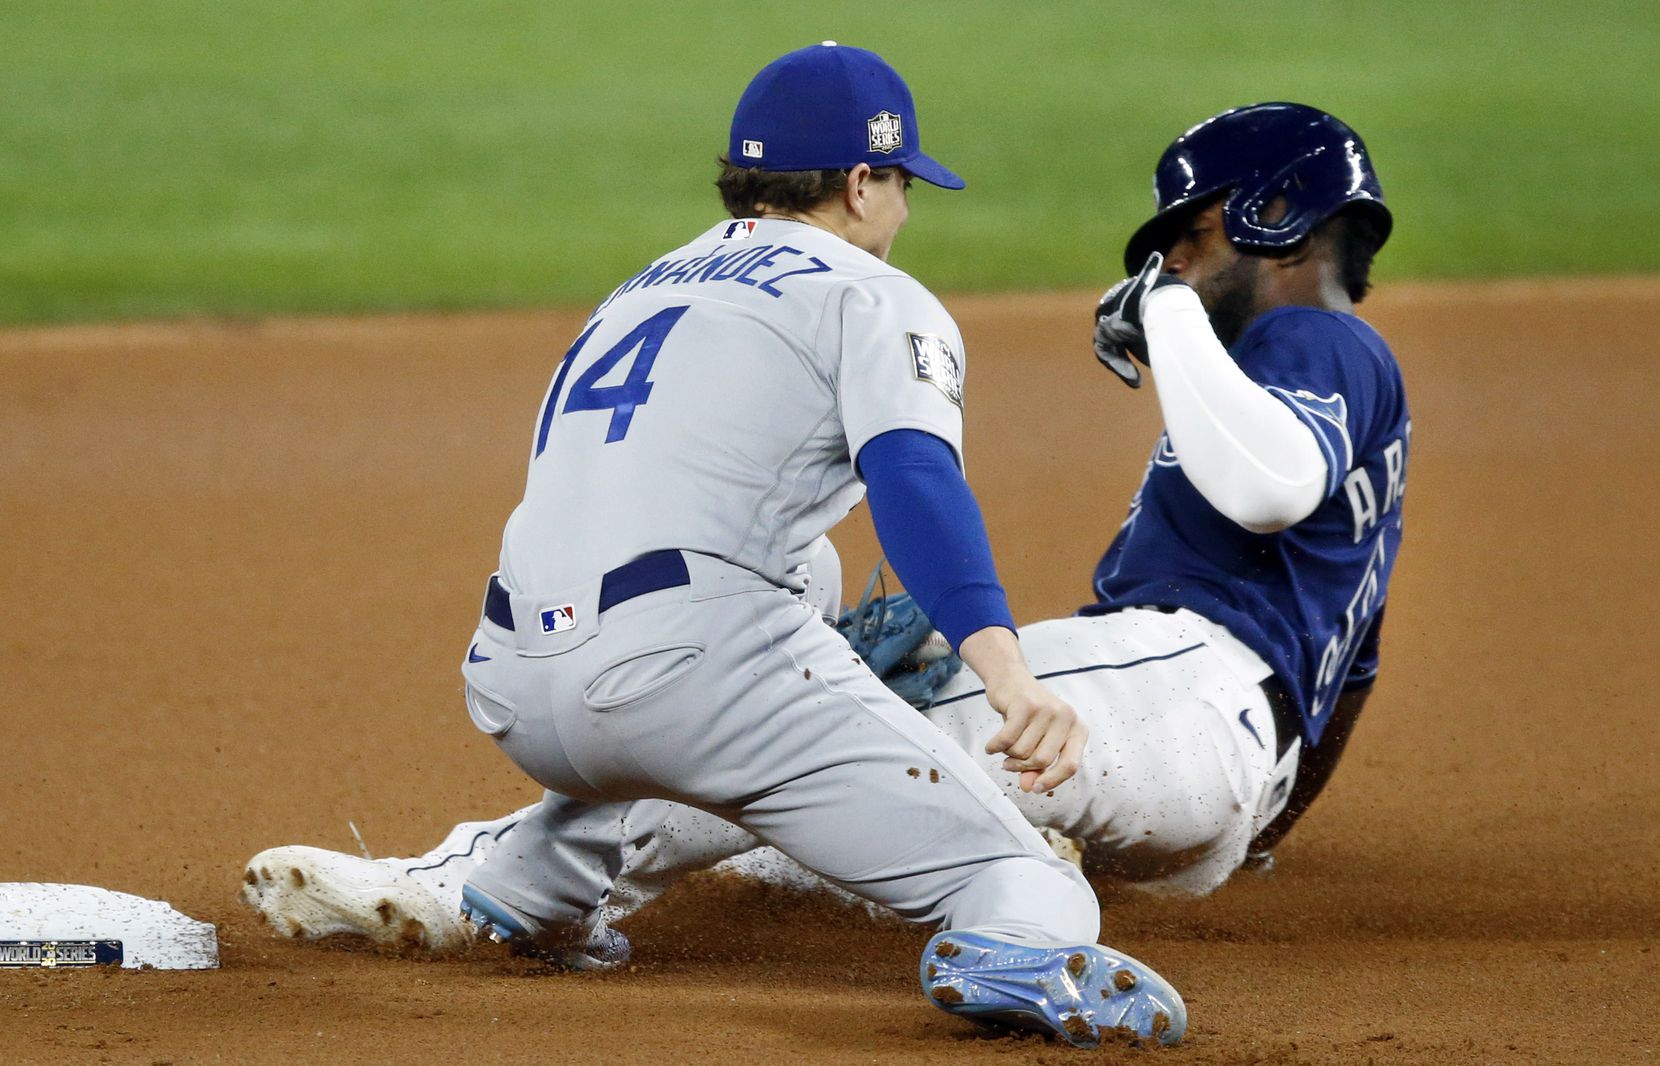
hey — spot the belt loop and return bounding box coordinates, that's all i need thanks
[484,575,515,631]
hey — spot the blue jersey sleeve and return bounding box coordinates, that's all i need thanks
[1232,309,1395,499]
[859,429,1016,649]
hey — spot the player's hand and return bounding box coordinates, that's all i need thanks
[981,673,1088,793]
[958,627,1087,792]
[1093,251,1186,388]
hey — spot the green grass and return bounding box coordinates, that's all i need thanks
[2,0,1656,324]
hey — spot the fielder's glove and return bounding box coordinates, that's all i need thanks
[835,564,964,709]
[1092,251,1187,388]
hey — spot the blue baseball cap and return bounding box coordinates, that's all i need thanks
[728,42,965,190]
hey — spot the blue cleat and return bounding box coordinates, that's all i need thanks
[459,883,632,971]
[920,930,1187,1048]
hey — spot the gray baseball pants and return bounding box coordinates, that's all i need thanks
[459,551,1097,944]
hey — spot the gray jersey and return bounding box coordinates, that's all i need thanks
[498,217,967,593]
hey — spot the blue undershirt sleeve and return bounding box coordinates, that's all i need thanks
[856,429,1016,650]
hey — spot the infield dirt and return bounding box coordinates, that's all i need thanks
[2,280,1656,1064]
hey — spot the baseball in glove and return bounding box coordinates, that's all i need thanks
[835,562,964,709]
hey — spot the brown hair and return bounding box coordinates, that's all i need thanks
[715,156,899,218]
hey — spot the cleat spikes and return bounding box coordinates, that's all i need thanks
[920,930,1186,1049]
[239,845,468,952]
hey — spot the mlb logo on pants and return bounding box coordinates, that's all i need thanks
[540,605,577,634]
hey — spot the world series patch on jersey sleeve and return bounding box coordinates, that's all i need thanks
[907,331,964,408]
[834,272,967,470]
[1086,306,1410,746]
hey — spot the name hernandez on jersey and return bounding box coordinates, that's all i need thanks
[498,217,967,597]
[1085,307,1410,746]
[592,220,836,314]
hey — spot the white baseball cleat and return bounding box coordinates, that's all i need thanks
[241,846,470,952]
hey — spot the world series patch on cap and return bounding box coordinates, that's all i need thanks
[728,43,964,189]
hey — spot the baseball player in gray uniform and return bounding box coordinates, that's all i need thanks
[325,43,1188,1049]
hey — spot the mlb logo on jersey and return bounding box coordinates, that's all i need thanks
[721,220,758,241]
[867,110,903,154]
[907,332,963,407]
[741,139,764,159]
[540,604,577,634]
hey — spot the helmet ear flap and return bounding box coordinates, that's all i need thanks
[1226,147,1335,251]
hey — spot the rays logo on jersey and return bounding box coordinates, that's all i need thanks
[721,220,758,241]
[867,110,903,154]
[907,332,962,407]
[540,604,577,634]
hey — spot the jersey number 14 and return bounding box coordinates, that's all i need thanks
[534,304,690,456]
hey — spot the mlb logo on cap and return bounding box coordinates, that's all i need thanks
[540,604,577,634]
[727,43,964,189]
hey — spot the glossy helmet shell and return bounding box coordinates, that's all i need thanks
[1123,102,1392,273]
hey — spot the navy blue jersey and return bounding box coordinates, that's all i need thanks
[1083,306,1410,747]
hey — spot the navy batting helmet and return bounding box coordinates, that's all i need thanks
[1123,102,1392,273]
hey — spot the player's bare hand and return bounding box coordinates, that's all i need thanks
[959,627,1089,792]
[983,677,1087,792]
